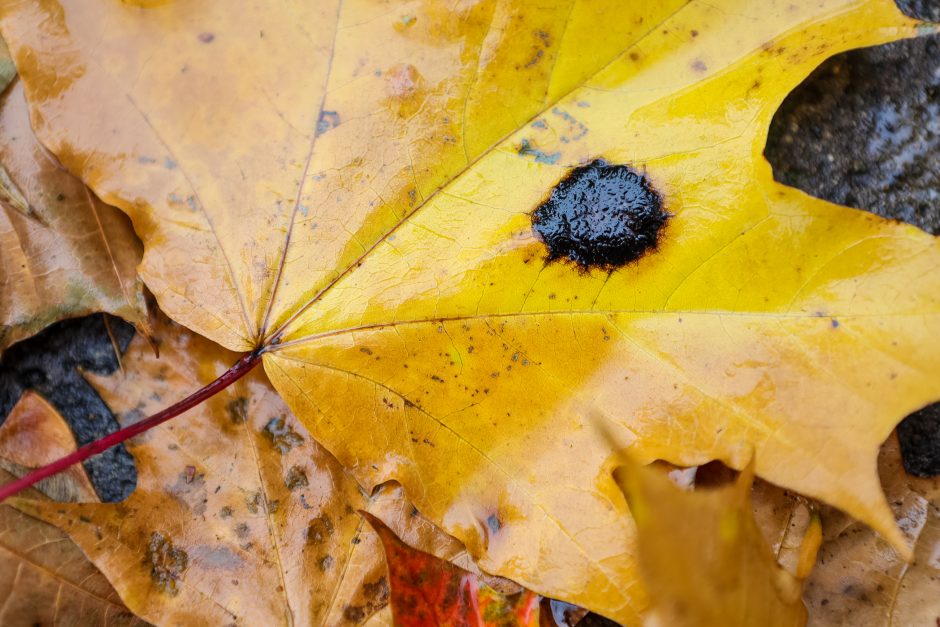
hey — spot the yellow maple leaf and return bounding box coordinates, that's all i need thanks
[1,0,938,621]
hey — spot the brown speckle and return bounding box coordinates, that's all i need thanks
[226,397,248,424]
[306,515,334,545]
[264,416,304,453]
[285,465,309,490]
[147,532,188,595]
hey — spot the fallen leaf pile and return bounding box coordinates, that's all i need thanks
[0,0,939,624]
[9,316,511,625]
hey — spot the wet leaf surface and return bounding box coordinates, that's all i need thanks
[0,76,148,352]
[803,434,940,626]
[2,1,940,621]
[10,316,505,625]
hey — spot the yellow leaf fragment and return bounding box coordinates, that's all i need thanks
[615,460,807,627]
[2,0,939,621]
[0,78,148,351]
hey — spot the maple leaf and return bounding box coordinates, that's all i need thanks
[8,316,506,625]
[1,0,939,622]
[0,75,148,352]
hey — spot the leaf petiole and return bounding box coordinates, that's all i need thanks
[0,349,263,503]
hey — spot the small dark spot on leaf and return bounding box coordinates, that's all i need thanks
[246,491,262,514]
[285,465,309,490]
[226,397,248,424]
[147,532,188,595]
[344,606,366,622]
[486,514,501,534]
[316,110,341,136]
[691,58,707,73]
[198,32,215,43]
[263,415,304,453]
[531,159,667,270]
[363,576,389,606]
[219,506,233,518]
[306,515,334,545]
[235,523,250,539]
[318,555,335,571]
[517,138,560,164]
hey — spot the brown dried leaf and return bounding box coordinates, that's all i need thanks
[0,487,149,626]
[0,390,98,502]
[803,434,940,626]
[0,403,145,627]
[0,78,148,352]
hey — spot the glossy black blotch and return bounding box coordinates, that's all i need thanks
[531,160,667,270]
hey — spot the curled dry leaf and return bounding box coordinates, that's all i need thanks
[803,434,940,626]
[0,76,148,352]
[10,316,499,626]
[614,460,808,627]
[2,0,940,621]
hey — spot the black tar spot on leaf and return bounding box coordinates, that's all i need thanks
[531,160,667,271]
